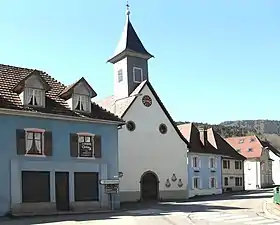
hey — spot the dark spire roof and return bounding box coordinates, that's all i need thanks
[107,4,154,64]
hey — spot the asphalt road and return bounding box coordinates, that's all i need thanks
[1,188,278,225]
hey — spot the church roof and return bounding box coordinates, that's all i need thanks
[107,9,154,63]
[95,80,190,148]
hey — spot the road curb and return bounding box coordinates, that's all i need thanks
[262,199,280,221]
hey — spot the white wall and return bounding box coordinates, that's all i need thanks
[244,149,273,190]
[244,160,258,190]
[118,84,188,196]
[113,58,129,99]
[269,151,280,185]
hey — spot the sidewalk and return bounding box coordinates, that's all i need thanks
[263,198,280,220]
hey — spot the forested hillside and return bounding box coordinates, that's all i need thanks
[176,121,262,138]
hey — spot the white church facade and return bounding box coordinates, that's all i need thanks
[96,5,190,202]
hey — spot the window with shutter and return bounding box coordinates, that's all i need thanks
[71,133,102,159]
[193,177,200,189]
[199,178,203,189]
[78,135,93,158]
[224,177,229,186]
[192,156,198,168]
[209,177,215,188]
[209,157,215,169]
[17,128,51,157]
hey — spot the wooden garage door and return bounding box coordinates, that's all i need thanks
[74,172,99,201]
[22,171,50,203]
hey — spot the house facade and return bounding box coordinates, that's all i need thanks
[207,128,246,192]
[0,64,122,216]
[178,124,222,198]
[262,134,280,186]
[96,6,190,202]
[226,135,273,190]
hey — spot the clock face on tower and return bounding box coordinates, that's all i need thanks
[142,95,152,107]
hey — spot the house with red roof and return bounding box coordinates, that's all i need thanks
[207,129,246,192]
[178,123,223,198]
[178,123,245,197]
[226,135,275,190]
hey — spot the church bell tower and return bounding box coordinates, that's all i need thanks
[107,2,154,100]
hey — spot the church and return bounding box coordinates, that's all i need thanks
[96,4,190,202]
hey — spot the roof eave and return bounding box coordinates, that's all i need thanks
[107,50,154,64]
[0,107,124,125]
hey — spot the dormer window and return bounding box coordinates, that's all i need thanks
[25,88,44,106]
[12,70,50,108]
[73,94,90,112]
[59,77,97,114]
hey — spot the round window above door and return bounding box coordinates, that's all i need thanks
[126,121,136,132]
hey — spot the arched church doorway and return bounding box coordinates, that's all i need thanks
[140,171,159,201]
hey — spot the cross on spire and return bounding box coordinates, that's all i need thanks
[126,1,130,16]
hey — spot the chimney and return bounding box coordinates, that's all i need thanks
[199,127,207,146]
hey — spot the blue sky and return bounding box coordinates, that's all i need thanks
[0,0,279,124]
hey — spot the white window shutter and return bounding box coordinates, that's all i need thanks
[215,178,218,188]
[199,157,202,168]
[191,156,194,167]
[199,178,203,189]
[215,157,217,168]
[209,177,211,188]
[191,177,195,189]
[208,158,211,168]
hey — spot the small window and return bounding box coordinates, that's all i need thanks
[223,160,230,169]
[210,177,216,188]
[126,121,136,131]
[133,67,143,83]
[235,161,242,169]
[70,133,101,159]
[193,157,198,168]
[25,88,44,107]
[73,94,90,112]
[235,177,243,186]
[78,135,93,158]
[236,149,241,153]
[209,157,215,168]
[239,139,244,144]
[159,123,167,134]
[118,69,123,82]
[224,177,229,186]
[26,131,44,155]
[193,177,200,189]
[248,148,253,152]
[250,138,255,142]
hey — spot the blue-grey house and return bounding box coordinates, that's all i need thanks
[178,123,223,198]
[0,64,123,216]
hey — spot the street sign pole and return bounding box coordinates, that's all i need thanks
[100,179,119,211]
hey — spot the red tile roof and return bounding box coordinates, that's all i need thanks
[178,123,220,155]
[225,135,263,158]
[0,64,122,123]
[207,128,246,160]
